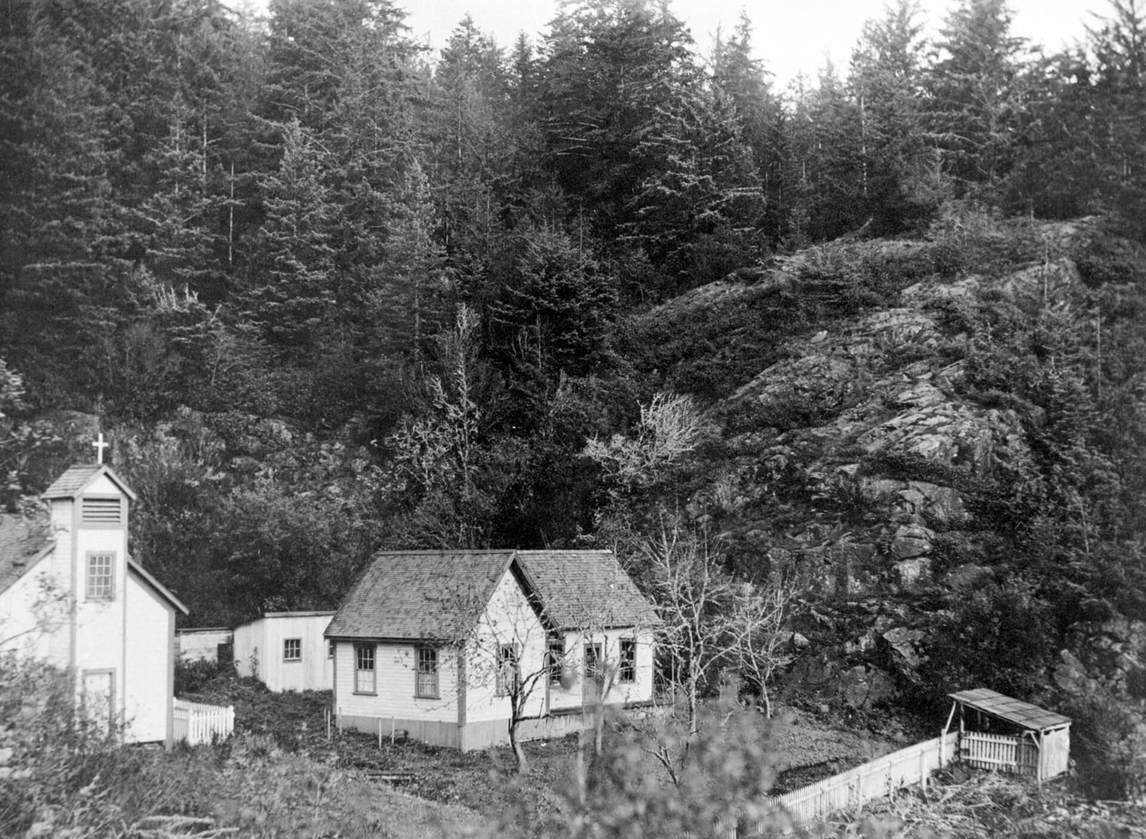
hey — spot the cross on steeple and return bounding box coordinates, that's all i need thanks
[92,432,109,465]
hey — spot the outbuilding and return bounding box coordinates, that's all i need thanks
[233,611,334,692]
[944,688,1070,781]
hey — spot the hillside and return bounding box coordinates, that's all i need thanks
[622,207,1146,792]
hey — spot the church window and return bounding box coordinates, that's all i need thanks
[86,552,115,600]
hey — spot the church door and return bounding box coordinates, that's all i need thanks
[82,670,115,736]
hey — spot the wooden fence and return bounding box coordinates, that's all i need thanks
[722,731,959,835]
[172,699,234,745]
[960,731,1037,776]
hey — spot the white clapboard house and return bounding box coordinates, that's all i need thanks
[0,459,188,745]
[326,549,660,750]
[233,610,334,692]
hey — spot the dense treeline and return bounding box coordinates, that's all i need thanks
[1,0,1145,637]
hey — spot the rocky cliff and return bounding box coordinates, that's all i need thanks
[627,209,1146,728]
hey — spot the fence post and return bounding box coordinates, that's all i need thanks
[391,716,395,745]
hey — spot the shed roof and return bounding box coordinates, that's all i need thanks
[515,550,661,630]
[950,688,1070,731]
[42,463,137,502]
[0,509,55,596]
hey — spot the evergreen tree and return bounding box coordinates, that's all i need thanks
[1088,0,1146,231]
[849,0,936,231]
[926,0,1029,203]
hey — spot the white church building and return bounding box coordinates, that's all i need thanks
[0,450,189,746]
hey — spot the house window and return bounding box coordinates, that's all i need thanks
[619,638,636,683]
[546,634,565,686]
[354,644,376,694]
[495,644,518,697]
[328,641,336,659]
[283,638,301,662]
[584,642,603,680]
[415,647,438,698]
[86,552,115,600]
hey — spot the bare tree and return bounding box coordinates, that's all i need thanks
[583,391,711,490]
[643,519,795,732]
[728,579,795,719]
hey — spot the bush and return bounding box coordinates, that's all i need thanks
[1062,690,1146,801]
[174,656,234,696]
[483,695,795,838]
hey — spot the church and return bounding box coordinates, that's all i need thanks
[0,438,188,746]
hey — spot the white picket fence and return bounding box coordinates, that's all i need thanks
[767,731,958,828]
[172,699,235,745]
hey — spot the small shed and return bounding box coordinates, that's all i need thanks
[234,611,335,692]
[176,627,234,664]
[944,688,1070,781]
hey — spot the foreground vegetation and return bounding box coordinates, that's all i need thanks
[0,658,479,838]
[7,661,1144,838]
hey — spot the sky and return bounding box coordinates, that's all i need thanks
[396,0,1110,84]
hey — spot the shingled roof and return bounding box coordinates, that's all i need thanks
[515,550,661,630]
[0,508,55,596]
[326,549,661,642]
[42,463,137,501]
[326,551,517,642]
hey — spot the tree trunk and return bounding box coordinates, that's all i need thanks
[509,719,529,773]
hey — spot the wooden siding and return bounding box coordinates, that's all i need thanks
[233,614,333,692]
[176,629,233,663]
[333,640,459,724]
[124,570,174,742]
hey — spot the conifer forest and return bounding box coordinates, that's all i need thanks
[3,0,1146,813]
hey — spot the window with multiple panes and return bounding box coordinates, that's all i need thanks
[415,647,438,698]
[619,638,636,683]
[546,634,565,686]
[328,641,336,659]
[86,552,115,600]
[495,644,519,697]
[283,638,301,662]
[584,642,603,680]
[354,644,376,694]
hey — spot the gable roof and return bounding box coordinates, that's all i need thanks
[0,510,55,596]
[326,550,517,642]
[326,549,661,642]
[950,688,1070,731]
[42,463,137,502]
[515,550,661,630]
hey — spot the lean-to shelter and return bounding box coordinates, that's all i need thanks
[944,688,1070,781]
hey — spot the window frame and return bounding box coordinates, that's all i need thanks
[546,634,565,687]
[619,637,636,684]
[354,643,376,695]
[495,643,520,698]
[584,641,603,680]
[283,638,302,662]
[328,640,336,659]
[85,552,115,601]
[415,646,439,699]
